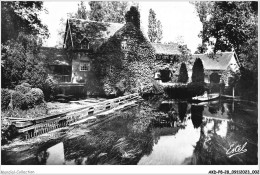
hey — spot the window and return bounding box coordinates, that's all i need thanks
[109,65,114,74]
[121,40,127,50]
[81,38,89,49]
[80,62,90,71]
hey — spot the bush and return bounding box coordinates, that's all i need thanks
[178,63,188,83]
[12,91,26,109]
[164,84,189,99]
[1,89,11,110]
[151,80,163,94]
[21,82,32,88]
[42,76,60,101]
[29,88,44,105]
[207,83,221,93]
[192,58,204,83]
[24,93,36,108]
[187,82,206,97]
[15,84,31,94]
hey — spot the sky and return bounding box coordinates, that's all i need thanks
[40,1,202,53]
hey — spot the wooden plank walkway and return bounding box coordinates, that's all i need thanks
[11,93,141,140]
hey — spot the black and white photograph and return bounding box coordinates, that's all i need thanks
[1,0,259,174]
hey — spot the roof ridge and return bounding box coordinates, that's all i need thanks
[68,17,124,26]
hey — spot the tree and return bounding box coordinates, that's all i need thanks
[192,1,213,44]
[1,34,47,89]
[156,20,163,43]
[193,2,257,56]
[178,63,189,83]
[148,9,163,43]
[148,9,157,42]
[193,1,258,100]
[192,58,204,83]
[125,6,140,29]
[1,1,49,44]
[194,43,208,54]
[87,1,130,23]
[75,1,89,20]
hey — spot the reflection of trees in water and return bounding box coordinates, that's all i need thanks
[208,100,227,115]
[155,101,188,128]
[208,106,218,114]
[62,103,155,165]
[178,102,188,122]
[150,111,178,128]
[187,119,223,165]
[37,150,50,164]
[191,105,204,128]
[189,114,258,165]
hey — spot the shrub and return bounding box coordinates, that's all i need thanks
[1,89,11,110]
[152,80,164,94]
[12,91,26,109]
[29,88,44,105]
[178,63,189,83]
[21,82,32,88]
[42,76,60,101]
[24,93,36,108]
[192,58,204,83]
[187,82,205,97]
[15,84,31,94]
[164,85,189,99]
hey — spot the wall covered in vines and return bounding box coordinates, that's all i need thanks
[87,22,157,96]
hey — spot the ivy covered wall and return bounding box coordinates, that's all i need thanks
[87,22,157,96]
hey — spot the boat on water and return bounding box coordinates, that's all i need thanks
[192,92,220,102]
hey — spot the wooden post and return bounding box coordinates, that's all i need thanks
[232,99,234,112]
[232,87,235,98]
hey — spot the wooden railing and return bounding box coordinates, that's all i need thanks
[11,93,141,140]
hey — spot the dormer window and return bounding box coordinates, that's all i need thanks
[81,38,89,49]
[121,40,127,50]
[76,20,82,28]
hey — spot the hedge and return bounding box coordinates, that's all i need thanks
[164,82,206,99]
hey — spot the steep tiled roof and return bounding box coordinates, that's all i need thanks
[151,43,181,55]
[192,52,238,70]
[65,18,124,50]
[41,47,70,66]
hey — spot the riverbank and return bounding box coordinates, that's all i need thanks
[1,98,107,145]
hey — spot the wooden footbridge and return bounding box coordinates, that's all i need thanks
[8,93,142,140]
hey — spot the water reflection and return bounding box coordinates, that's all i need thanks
[178,102,188,122]
[138,119,200,165]
[191,105,204,128]
[1,98,258,165]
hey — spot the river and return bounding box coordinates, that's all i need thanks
[1,96,258,165]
